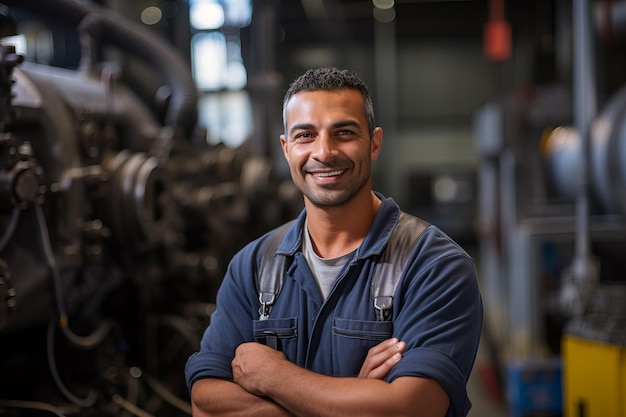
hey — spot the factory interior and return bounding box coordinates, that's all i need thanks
[0,0,625,416]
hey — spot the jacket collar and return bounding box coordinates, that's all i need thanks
[276,192,401,262]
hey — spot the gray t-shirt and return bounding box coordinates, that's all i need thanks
[303,222,355,300]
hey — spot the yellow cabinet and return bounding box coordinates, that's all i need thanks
[562,334,626,417]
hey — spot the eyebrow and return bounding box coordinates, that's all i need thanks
[288,120,362,136]
[289,123,315,135]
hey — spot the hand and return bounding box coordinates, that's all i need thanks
[232,342,288,395]
[358,338,406,379]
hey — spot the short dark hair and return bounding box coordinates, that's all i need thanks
[282,67,376,136]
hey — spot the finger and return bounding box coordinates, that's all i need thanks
[362,351,403,380]
[366,340,405,368]
[367,338,399,356]
[369,339,406,361]
[359,340,406,378]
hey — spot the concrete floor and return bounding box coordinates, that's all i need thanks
[467,336,510,417]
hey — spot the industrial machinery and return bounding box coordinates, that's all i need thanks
[0,1,300,416]
[475,1,626,416]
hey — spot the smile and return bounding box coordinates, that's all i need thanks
[313,170,345,177]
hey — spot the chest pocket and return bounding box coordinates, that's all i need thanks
[331,317,393,376]
[332,317,392,341]
[253,317,298,358]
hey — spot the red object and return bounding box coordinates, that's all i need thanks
[484,19,511,61]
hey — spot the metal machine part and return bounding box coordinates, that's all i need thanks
[474,7,626,416]
[544,85,626,217]
[0,1,301,416]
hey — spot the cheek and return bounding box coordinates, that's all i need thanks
[284,155,303,178]
[353,147,373,163]
[285,148,307,169]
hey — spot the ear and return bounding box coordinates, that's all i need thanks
[370,127,383,161]
[280,134,289,160]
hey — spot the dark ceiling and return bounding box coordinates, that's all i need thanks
[275,0,549,45]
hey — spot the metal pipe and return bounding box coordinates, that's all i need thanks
[0,0,198,138]
[572,0,596,284]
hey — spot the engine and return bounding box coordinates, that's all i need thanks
[0,1,301,416]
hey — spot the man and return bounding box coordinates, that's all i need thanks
[185,67,483,417]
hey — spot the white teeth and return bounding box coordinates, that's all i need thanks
[315,170,343,177]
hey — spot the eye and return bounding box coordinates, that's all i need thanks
[336,129,358,139]
[293,132,315,143]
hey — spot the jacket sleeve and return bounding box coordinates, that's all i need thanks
[184,239,263,389]
[386,226,483,417]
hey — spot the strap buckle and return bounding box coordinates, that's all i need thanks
[258,292,275,320]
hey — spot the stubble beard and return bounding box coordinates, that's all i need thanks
[296,174,370,208]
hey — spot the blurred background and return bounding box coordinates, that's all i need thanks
[0,0,625,416]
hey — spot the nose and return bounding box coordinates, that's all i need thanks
[312,132,337,161]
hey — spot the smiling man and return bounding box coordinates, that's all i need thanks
[185,67,483,417]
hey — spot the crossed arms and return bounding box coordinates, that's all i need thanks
[189,338,450,417]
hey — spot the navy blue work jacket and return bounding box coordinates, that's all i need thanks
[185,194,483,417]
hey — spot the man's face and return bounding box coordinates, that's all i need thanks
[280,89,382,208]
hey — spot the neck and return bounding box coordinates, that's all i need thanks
[304,191,381,258]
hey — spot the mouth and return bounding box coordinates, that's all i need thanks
[311,169,346,178]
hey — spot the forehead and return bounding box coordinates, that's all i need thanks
[284,89,366,125]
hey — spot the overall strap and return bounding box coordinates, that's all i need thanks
[257,221,294,320]
[370,212,429,321]
[257,212,428,321]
